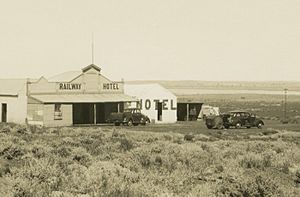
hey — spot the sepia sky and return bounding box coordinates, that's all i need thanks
[0,0,299,81]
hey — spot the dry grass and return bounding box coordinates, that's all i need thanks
[0,122,299,196]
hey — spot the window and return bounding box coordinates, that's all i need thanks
[54,104,62,120]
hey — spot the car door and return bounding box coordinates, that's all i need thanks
[243,112,251,126]
[132,109,139,123]
[248,113,256,125]
[240,112,246,125]
[236,112,242,124]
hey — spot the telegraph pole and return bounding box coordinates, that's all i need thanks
[283,88,288,124]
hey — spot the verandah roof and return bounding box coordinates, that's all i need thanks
[30,93,137,104]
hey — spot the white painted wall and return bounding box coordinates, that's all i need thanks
[124,84,177,123]
[0,79,28,124]
[0,95,27,124]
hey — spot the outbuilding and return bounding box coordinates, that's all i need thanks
[124,84,177,123]
[0,79,28,124]
[176,96,203,121]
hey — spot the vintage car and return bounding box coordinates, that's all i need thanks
[107,108,150,126]
[205,110,264,129]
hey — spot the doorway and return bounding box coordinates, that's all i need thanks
[1,103,7,123]
[96,103,105,123]
[157,102,162,121]
[72,103,94,124]
[96,103,119,123]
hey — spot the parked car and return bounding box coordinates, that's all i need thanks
[205,110,264,129]
[107,108,150,126]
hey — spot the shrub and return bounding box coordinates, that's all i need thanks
[111,129,126,138]
[184,134,194,141]
[12,157,62,196]
[239,153,272,169]
[119,137,134,151]
[13,125,30,135]
[162,134,172,141]
[1,144,26,160]
[52,146,72,158]
[154,155,163,166]
[217,174,284,197]
[72,147,91,166]
[31,144,49,158]
[0,125,11,133]
[295,170,300,185]
[0,159,10,177]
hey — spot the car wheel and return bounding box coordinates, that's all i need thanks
[257,122,263,129]
[127,120,133,126]
[206,125,213,129]
[235,122,242,129]
[217,124,224,129]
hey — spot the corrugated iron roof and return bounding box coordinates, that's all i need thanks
[0,79,27,96]
[124,84,176,98]
[177,96,203,103]
[48,71,82,82]
[30,93,137,103]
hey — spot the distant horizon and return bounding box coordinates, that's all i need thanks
[1,76,300,83]
[126,79,300,83]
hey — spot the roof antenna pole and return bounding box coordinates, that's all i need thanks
[92,33,94,64]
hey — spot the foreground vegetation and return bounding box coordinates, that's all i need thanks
[0,122,299,196]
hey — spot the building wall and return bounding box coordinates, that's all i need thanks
[43,104,73,127]
[27,103,44,125]
[0,95,27,124]
[124,84,177,123]
[138,98,177,123]
[29,67,124,95]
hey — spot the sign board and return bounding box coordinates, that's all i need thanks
[59,83,82,90]
[140,99,177,110]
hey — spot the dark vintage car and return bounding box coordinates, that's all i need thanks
[205,110,264,129]
[107,108,150,126]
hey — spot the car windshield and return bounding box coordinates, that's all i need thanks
[124,109,141,113]
[124,109,133,113]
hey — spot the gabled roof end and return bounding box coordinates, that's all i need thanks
[82,64,101,73]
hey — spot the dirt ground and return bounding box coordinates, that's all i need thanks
[97,119,300,144]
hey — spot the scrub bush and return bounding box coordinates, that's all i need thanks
[0,124,299,196]
[239,153,272,169]
[184,134,194,141]
[0,159,10,177]
[72,147,92,167]
[1,144,26,160]
[295,170,300,185]
[52,146,72,158]
[0,125,11,133]
[119,137,134,151]
[13,125,29,135]
[216,173,284,197]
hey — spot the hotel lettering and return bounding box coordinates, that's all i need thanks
[103,83,119,90]
[59,83,82,90]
